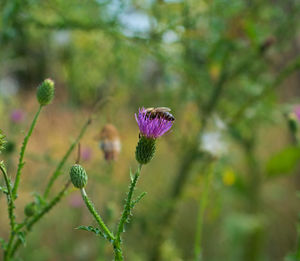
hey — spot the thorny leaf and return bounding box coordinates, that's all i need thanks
[131,192,147,209]
[33,192,47,208]
[0,185,8,194]
[76,225,106,239]
[0,237,7,250]
[17,231,26,246]
[266,146,300,177]
[129,169,134,182]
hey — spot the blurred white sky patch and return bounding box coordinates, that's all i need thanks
[201,131,227,156]
[0,77,19,98]
[52,31,71,46]
[104,0,124,17]
[102,0,153,37]
[213,115,227,130]
[119,11,152,36]
[162,30,179,43]
[164,0,183,3]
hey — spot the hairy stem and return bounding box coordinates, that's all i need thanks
[116,165,141,239]
[112,165,142,260]
[9,180,71,258]
[44,118,91,198]
[12,105,42,199]
[80,188,115,242]
[0,163,16,260]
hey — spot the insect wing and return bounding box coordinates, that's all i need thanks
[156,107,171,112]
[145,107,154,112]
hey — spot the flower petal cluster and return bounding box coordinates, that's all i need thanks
[135,108,173,139]
[294,106,300,121]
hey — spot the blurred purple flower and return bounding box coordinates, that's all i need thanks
[135,107,173,138]
[81,147,92,161]
[294,106,300,121]
[69,193,83,208]
[11,109,25,123]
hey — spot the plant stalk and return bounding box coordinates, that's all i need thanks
[12,105,42,199]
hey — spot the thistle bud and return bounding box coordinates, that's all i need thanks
[3,140,15,155]
[24,202,37,217]
[70,164,88,189]
[98,124,121,161]
[135,136,156,165]
[0,130,6,154]
[288,112,298,134]
[36,79,55,106]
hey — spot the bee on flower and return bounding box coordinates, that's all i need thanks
[135,107,174,164]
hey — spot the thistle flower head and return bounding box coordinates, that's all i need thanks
[11,109,25,123]
[135,107,174,165]
[294,106,300,122]
[24,202,37,217]
[0,130,6,154]
[135,108,173,139]
[36,78,55,106]
[70,164,88,189]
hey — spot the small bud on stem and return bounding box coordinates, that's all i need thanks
[70,164,88,189]
[135,136,156,165]
[36,79,55,106]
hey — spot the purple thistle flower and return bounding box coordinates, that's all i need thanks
[11,109,25,123]
[81,147,92,161]
[294,106,300,121]
[135,107,173,139]
[69,193,83,208]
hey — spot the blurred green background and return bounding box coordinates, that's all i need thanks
[1,0,300,260]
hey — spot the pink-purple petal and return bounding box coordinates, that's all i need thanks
[135,107,173,138]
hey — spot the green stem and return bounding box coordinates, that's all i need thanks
[12,105,42,199]
[194,164,214,261]
[0,163,16,260]
[0,163,15,234]
[113,164,142,261]
[116,165,141,239]
[80,188,115,242]
[9,180,71,258]
[44,118,91,198]
[243,141,263,261]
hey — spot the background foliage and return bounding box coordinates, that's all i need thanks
[1,0,300,260]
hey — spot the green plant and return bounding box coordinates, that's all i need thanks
[0,79,91,260]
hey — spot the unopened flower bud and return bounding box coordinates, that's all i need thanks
[3,140,15,155]
[36,79,55,106]
[70,164,88,189]
[287,112,299,134]
[98,124,121,161]
[24,202,37,217]
[0,130,6,154]
[135,135,156,165]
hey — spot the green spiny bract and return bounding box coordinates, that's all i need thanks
[70,164,88,189]
[24,202,37,217]
[36,79,55,106]
[135,136,156,165]
[0,130,6,154]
